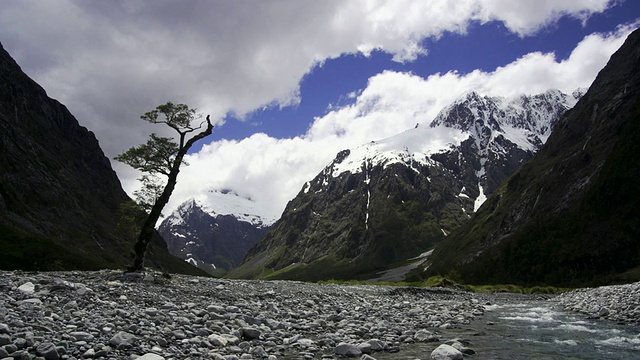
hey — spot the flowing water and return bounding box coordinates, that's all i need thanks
[379,299,640,359]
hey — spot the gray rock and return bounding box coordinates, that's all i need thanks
[251,346,268,358]
[172,330,187,339]
[430,344,463,360]
[368,339,386,352]
[137,354,165,360]
[69,331,94,341]
[17,282,35,294]
[109,331,136,347]
[450,341,475,355]
[36,342,60,360]
[0,333,10,346]
[208,334,228,347]
[335,343,362,357]
[94,346,111,357]
[144,307,159,316]
[3,343,17,353]
[241,327,261,340]
[357,341,372,354]
[414,329,437,342]
[0,324,9,334]
[7,349,29,360]
[82,348,95,357]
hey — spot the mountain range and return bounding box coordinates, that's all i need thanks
[227,88,581,280]
[2,25,638,287]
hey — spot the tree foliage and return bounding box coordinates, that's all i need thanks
[115,101,213,271]
[114,134,181,176]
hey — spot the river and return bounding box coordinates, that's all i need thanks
[378,297,640,359]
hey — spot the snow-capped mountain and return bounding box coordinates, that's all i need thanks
[158,189,274,274]
[230,89,581,281]
[427,29,640,286]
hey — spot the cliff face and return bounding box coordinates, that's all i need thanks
[426,29,640,287]
[0,42,201,274]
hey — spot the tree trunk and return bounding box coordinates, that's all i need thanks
[129,117,213,272]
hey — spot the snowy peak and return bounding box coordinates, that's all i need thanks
[328,123,465,179]
[158,188,273,274]
[326,89,580,181]
[168,188,278,228]
[431,90,504,132]
[431,89,580,141]
[234,88,584,281]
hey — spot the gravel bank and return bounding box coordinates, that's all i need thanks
[0,270,487,359]
[556,281,640,324]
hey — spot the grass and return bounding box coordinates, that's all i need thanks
[317,275,572,294]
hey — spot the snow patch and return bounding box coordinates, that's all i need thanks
[474,183,487,213]
[168,188,278,228]
[331,125,466,177]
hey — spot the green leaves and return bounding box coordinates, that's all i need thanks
[114,133,179,175]
[141,102,201,131]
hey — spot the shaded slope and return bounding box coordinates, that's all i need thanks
[426,29,640,287]
[0,42,202,275]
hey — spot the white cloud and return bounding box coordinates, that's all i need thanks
[474,0,613,36]
[0,0,626,219]
[163,25,635,219]
[0,0,615,153]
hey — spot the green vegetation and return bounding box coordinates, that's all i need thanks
[0,225,114,271]
[317,275,570,294]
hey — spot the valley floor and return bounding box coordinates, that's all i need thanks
[0,270,638,359]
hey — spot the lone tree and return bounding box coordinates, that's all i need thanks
[115,102,213,271]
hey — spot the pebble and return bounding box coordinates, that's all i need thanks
[0,269,491,359]
[430,343,463,360]
[556,281,640,324]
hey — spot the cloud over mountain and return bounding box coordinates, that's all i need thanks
[1,0,633,218]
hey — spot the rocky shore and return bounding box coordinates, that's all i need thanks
[0,270,485,360]
[2,270,638,360]
[556,281,640,324]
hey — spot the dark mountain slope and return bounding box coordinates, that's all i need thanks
[158,199,271,275]
[426,29,640,287]
[0,42,202,275]
[230,90,578,281]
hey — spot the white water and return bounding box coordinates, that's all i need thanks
[378,299,640,359]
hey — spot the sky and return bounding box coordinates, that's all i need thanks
[1,0,639,222]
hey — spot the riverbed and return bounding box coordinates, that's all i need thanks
[0,270,638,359]
[378,296,640,359]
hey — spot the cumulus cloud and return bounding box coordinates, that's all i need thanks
[164,25,635,219]
[0,0,627,218]
[1,0,615,153]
